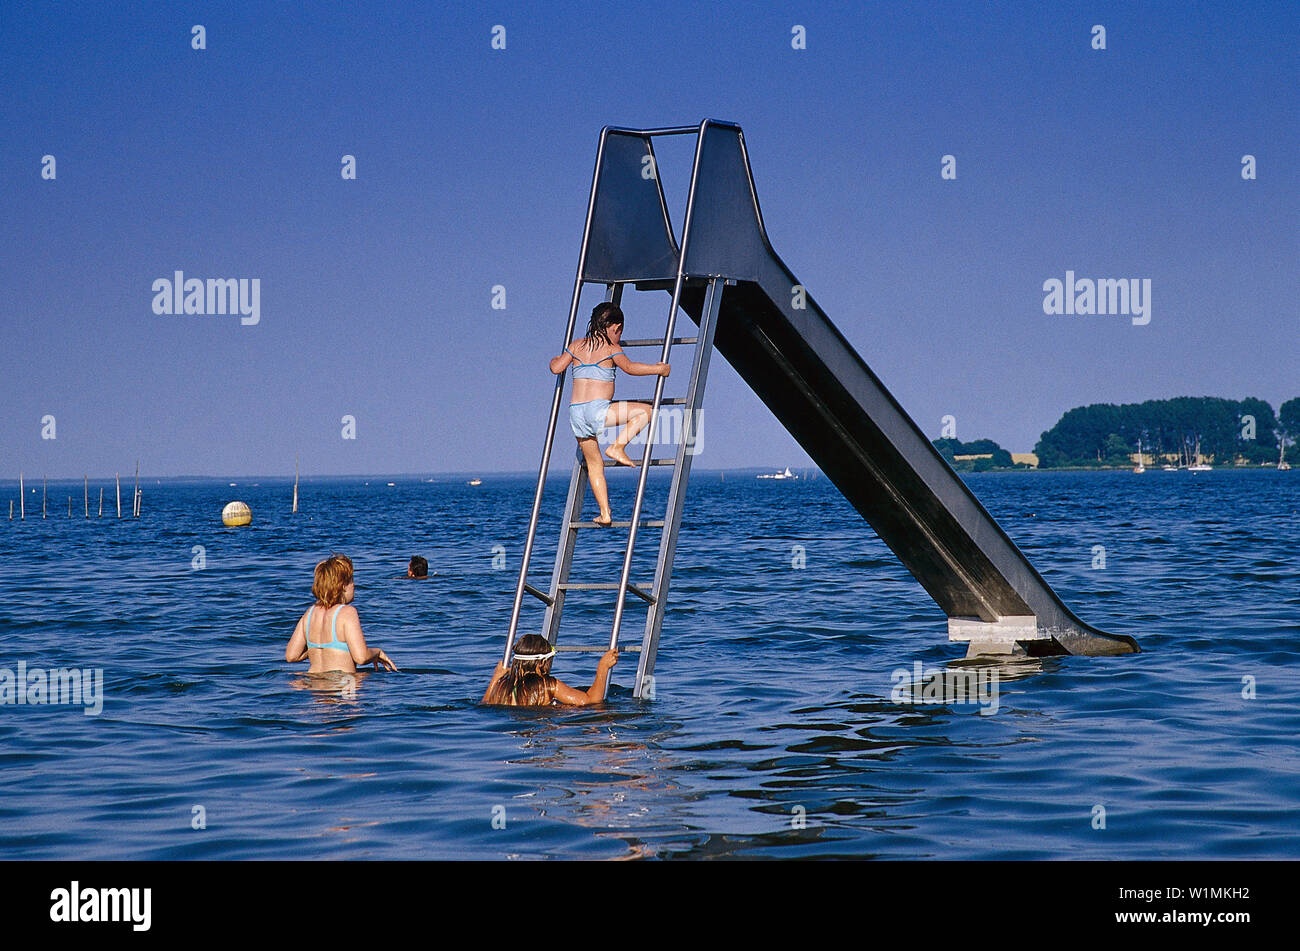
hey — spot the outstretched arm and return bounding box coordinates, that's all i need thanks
[551,650,618,705]
[339,607,398,671]
[612,353,669,378]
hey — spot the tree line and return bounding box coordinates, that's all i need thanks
[1032,396,1300,468]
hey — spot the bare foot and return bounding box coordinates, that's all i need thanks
[593,514,613,527]
[605,445,635,467]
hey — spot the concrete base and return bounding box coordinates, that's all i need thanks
[948,615,1045,658]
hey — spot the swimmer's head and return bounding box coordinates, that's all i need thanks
[485,634,556,706]
[407,555,428,579]
[585,301,624,348]
[510,634,555,675]
[313,554,355,607]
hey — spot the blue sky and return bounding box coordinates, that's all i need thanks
[1,0,1295,479]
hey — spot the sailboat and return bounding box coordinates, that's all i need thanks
[757,466,798,480]
[1280,442,1292,471]
[1132,437,1145,474]
[1187,436,1211,472]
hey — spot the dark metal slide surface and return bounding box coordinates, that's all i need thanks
[658,122,1138,656]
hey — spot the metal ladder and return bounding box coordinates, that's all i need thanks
[503,275,725,699]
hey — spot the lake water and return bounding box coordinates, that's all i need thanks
[1,468,1297,859]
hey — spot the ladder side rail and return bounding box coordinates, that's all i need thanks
[632,276,724,697]
[502,132,613,667]
[607,126,714,652]
[540,449,588,645]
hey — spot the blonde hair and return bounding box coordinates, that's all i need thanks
[312,554,354,607]
[485,634,556,706]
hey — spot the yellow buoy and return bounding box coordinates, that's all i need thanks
[222,501,252,527]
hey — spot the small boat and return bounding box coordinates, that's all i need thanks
[1186,437,1211,472]
[757,466,798,480]
[1133,438,1145,474]
[468,478,482,486]
[386,482,396,487]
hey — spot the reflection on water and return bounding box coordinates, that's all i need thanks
[289,669,366,712]
[492,711,691,859]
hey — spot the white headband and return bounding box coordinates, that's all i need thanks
[512,650,556,662]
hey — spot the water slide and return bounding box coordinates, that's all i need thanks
[586,121,1139,656]
[579,122,1138,657]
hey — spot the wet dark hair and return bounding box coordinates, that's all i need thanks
[408,555,428,578]
[584,302,624,349]
[485,634,556,706]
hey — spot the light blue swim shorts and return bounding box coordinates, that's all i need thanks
[569,399,611,439]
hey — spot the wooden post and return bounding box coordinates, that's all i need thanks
[116,473,121,518]
[84,476,88,518]
[99,487,104,517]
[133,462,139,518]
[42,478,47,518]
[68,496,72,517]
[8,500,11,520]
[292,455,299,514]
[19,472,23,520]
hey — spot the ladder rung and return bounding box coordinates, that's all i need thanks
[554,643,643,652]
[607,396,685,405]
[630,277,707,292]
[620,337,698,347]
[556,582,656,603]
[569,519,665,529]
[523,583,554,605]
[580,456,676,468]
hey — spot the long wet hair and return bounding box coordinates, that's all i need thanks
[582,302,624,350]
[486,634,556,706]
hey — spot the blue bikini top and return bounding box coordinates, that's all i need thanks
[566,345,622,382]
[305,605,349,652]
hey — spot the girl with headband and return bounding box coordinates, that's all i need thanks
[483,634,617,706]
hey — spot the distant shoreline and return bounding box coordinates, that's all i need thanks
[4,465,1291,487]
[962,465,1288,473]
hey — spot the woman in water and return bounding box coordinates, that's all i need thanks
[550,302,670,526]
[482,634,618,706]
[285,554,398,673]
